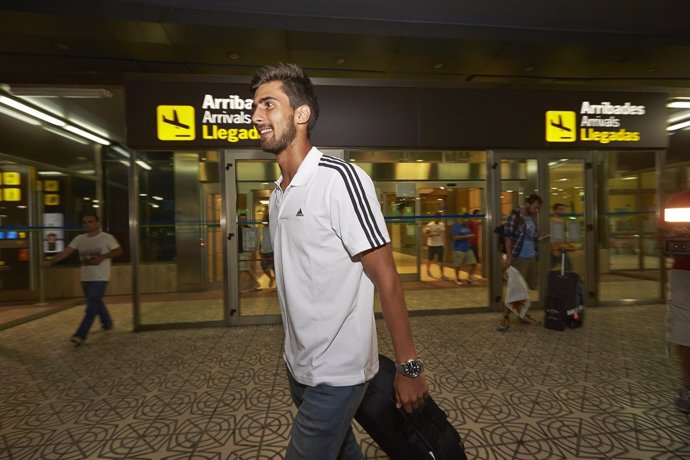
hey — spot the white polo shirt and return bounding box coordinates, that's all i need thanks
[269,147,390,386]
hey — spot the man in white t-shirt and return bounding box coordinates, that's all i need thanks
[43,212,122,346]
[424,214,448,279]
[251,62,427,460]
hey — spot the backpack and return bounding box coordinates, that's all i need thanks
[495,210,523,254]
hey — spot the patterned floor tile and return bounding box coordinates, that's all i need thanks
[1,303,689,458]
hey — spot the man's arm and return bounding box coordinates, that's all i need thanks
[42,245,76,268]
[88,246,123,265]
[361,243,428,413]
[503,211,517,267]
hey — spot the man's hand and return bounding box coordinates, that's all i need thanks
[87,255,105,265]
[394,373,429,413]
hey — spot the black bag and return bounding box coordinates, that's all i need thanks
[355,355,467,460]
[544,250,584,331]
[495,211,523,254]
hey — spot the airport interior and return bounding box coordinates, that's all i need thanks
[1,1,690,459]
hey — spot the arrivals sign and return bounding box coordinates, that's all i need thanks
[546,100,648,145]
[126,80,260,149]
[126,77,668,150]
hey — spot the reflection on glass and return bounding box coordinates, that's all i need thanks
[598,152,660,301]
[136,151,225,325]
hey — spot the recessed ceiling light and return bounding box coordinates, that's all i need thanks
[228,53,240,60]
[335,58,347,65]
[432,62,445,69]
[56,43,69,51]
[523,65,535,72]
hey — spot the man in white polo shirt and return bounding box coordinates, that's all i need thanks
[250,63,428,459]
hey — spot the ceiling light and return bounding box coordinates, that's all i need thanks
[227,52,240,60]
[668,112,690,126]
[112,145,130,158]
[43,126,89,145]
[668,119,690,131]
[136,160,152,170]
[64,125,111,145]
[668,101,690,109]
[0,105,41,126]
[9,87,113,98]
[335,58,347,65]
[0,95,65,126]
[432,62,445,69]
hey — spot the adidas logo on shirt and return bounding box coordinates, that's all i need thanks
[296,208,304,217]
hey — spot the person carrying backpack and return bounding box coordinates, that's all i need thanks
[498,194,550,331]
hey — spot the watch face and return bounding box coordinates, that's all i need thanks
[401,359,423,377]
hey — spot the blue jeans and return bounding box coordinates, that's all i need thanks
[74,281,112,339]
[286,369,368,460]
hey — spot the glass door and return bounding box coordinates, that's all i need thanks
[135,151,226,329]
[489,152,594,311]
[596,151,663,303]
[223,149,281,326]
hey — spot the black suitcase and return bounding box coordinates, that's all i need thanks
[544,250,584,331]
[355,355,467,460]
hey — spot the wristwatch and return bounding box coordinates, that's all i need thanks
[395,358,424,378]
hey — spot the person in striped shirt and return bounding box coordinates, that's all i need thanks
[250,62,428,460]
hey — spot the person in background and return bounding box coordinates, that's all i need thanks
[250,62,427,459]
[42,212,122,346]
[467,209,482,266]
[550,203,575,271]
[451,217,479,285]
[259,214,276,289]
[237,211,262,291]
[424,213,449,280]
[663,190,690,413]
[498,194,549,331]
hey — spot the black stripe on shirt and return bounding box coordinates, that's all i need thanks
[319,156,386,248]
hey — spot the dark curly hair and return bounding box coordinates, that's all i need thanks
[250,62,320,137]
[525,194,543,205]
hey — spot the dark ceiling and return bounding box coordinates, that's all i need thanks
[1,0,690,146]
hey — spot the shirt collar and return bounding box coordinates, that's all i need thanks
[273,147,322,190]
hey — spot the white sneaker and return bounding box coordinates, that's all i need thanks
[70,335,83,346]
[455,279,465,286]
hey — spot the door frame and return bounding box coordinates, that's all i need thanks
[488,150,596,311]
[221,148,281,326]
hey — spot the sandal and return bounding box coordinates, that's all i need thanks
[497,315,510,332]
[523,314,539,325]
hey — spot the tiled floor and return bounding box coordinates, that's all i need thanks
[1,302,689,459]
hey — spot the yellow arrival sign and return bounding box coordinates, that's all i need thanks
[157,105,195,140]
[545,111,577,142]
[44,194,60,206]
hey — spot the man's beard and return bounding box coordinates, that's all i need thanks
[260,121,298,154]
